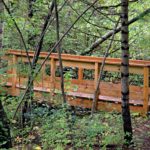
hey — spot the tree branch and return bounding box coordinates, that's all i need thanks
[81,8,150,55]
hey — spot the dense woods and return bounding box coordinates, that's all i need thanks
[0,0,150,149]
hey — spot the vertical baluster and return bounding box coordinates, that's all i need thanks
[78,68,83,82]
[12,55,17,96]
[7,56,12,83]
[50,58,56,92]
[41,60,46,90]
[94,62,100,109]
[94,62,100,89]
[143,66,149,115]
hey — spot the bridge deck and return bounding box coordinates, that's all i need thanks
[1,49,150,115]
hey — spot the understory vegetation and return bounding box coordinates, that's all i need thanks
[1,95,149,150]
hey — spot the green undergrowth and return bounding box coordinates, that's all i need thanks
[1,95,149,149]
[41,107,124,149]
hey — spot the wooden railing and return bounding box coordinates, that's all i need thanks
[2,49,150,115]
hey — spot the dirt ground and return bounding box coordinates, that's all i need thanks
[132,116,150,150]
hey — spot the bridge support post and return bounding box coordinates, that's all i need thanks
[50,58,56,93]
[94,62,100,110]
[78,68,83,82]
[41,62,46,88]
[143,66,149,115]
[12,55,17,96]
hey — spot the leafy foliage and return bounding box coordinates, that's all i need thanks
[1,0,150,59]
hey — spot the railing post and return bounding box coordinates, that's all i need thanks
[41,61,46,86]
[94,62,100,109]
[50,58,56,92]
[143,66,149,115]
[7,56,12,83]
[94,62,100,89]
[78,68,83,82]
[12,54,17,95]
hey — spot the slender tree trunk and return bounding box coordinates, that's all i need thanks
[28,0,36,48]
[120,0,133,145]
[91,18,120,116]
[22,0,36,125]
[22,1,55,125]
[54,0,66,103]
[0,0,12,148]
[0,0,3,49]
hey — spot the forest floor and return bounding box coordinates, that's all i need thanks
[132,117,150,150]
[13,112,150,150]
[2,95,150,150]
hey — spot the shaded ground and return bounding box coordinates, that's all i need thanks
[2,96,150,150]
[133,117,150,150]
[15,115,150,150]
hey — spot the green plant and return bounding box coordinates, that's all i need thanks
[41,107,70,150]
[41,108,124,149]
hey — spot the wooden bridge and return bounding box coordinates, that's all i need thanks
[1,50,150,115]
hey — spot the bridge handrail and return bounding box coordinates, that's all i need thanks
[6,49,150,67]
[3,49,150,115]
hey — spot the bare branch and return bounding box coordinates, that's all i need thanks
[81,8,150,55]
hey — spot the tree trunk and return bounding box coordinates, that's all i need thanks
[0,0,3,49]
[120,0,133,145]
[54,0,66,103]
[22,0,36,125]
[0,1,12,148]
[28,0,36,48]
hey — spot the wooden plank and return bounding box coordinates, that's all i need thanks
[67,92,143,105]
[15,56,144,75]
[94,62,100,89]
[17,57,49,65]
[67,97,144,114]
[50,58,56,92]
[78,68,83,81]
[143,67,149,115]
[41,63,46,86]
[6,50,150,67]
[56,60,94,69]
[7,57,13,83]
[94,62,100,109]
[4,81,149,115]
[129,66,143,74]
[15,76,148,100]
[103,65,143,74]
[11,55,17,95]
[3,83,150,109]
